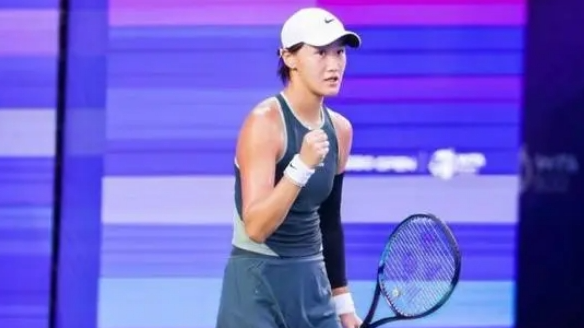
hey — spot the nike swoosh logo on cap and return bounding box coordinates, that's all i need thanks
[324,18,334,23]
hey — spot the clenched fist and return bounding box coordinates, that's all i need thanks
[299,129,329,168]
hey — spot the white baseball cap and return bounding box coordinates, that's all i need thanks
[280,7,361,49]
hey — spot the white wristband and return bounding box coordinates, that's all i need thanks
[333,293,356,315]
[284,154,315,187]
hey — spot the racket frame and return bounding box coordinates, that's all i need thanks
[360,213,462,328]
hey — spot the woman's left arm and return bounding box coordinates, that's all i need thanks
[318,110,361,326]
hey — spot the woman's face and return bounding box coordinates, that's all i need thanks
[284,40,347,97]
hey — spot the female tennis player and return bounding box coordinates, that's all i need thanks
[216,7,362,328]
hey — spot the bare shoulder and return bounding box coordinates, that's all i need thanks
[326,108,354,173]
[238,97,283,137]
[327,108,353,144]
[244,97,281,126]
[236,97,284,160]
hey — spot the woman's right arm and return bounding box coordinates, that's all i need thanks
[236,103,303,243]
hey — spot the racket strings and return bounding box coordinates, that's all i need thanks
[379,217,458,317]
[382,228,448,314]
[383,235,451,314]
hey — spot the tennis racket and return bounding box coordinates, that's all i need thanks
[360,213,462,328]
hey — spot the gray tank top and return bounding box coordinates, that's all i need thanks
[232,93,339,258]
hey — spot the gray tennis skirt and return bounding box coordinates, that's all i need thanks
[215,246,342,328]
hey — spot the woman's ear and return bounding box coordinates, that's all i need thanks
[281,50,297,70]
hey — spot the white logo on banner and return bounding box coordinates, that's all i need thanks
[427,148,487,180]
[346,155,418,173]
[520,144,580,194]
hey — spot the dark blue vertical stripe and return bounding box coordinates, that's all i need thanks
[51,0,107,327]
